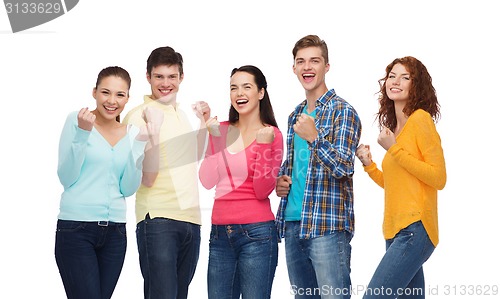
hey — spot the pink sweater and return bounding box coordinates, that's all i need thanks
[199,121,283,225]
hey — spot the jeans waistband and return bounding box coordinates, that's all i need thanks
[212,220,275,230]
[57,219,123,227]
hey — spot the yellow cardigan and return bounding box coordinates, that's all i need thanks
[363,109,446,247]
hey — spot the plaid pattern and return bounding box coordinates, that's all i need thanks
[276,89,361,239]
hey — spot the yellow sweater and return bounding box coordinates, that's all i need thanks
[363,109,446,246]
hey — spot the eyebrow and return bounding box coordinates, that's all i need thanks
[390,71,411,76]
[231,82,253,87]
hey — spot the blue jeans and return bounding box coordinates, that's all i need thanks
[136,215,201,299]
[363,221,435,299]
[55,220,127,299]
[285,221,352,299]
[208,221,278,299]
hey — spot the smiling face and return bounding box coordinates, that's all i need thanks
[229,71,264,117]
[92,75,129,122]
[293,46,330,95]
[147,64,183,105]
[386,63,412,103]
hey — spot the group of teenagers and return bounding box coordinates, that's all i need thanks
[54,34,447,299]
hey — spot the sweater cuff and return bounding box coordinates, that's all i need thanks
[363,162,378,172]
[74,126,91,143]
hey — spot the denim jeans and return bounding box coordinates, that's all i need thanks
[285,221,352,299]
[55,220,127,299]
[208,221,278,299]
[363,221,435,299]
[136,216,201,299]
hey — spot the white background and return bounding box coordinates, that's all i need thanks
[1,1,499,298]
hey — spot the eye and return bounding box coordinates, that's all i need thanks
[101,90,109,95]
[403,76,411,80]
[388,75,395,79]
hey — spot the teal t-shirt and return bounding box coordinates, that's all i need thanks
[284,105,316,221]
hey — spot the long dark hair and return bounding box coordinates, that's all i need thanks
[228,65,278,128]
[95,66,131,122]
[377,56,440,131]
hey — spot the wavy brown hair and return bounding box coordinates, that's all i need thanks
[377,56,440,131]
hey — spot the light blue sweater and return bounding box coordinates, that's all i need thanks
[57,111,147,223]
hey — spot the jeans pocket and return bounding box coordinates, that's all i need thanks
[209,227,218,242]
[56,220,84,232]
[116,224,127,236]
[244,224,272,241]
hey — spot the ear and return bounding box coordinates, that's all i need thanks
[325,63,331,73]
[146,72,151,84]
[259,88,265,100]
[92,87,97,99]
[292,64,297,75]
[179,73,184,84]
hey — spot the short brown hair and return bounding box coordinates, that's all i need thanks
[292,35,329,64]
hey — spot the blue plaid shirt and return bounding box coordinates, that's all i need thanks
[276,88,362,239]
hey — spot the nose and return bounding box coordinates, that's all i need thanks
[304,61,312,70]
[107,94,118,104]
[236,87,244,96]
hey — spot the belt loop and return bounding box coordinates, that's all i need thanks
[98,221,109,227]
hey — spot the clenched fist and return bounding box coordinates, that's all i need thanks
[356,144,372,166]
[205,117,221,137]
[77,107,96,131]
[256,126,275,144]
[293,114,317,143]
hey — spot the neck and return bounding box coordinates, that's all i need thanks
[92,110,118,128]
[394,101,408,130]
[235,110,263,131]
[305,84,328,106]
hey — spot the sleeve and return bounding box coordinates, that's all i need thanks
[253,127,284,200]
[278,114,293,177]
[119,125,148,197]
[388,111,446,190]
[309,105,361,178]
[364,162,385,188]
[57,111,91,188]
[198,134,222,190]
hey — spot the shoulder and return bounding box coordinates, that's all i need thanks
[123,104,146,125]
[271,125,283,137]
[64,110,79,124]
[408,109,437,133]
[410,109,432,121]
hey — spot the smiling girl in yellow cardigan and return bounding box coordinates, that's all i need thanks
[356,56,446,299]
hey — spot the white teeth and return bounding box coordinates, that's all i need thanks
[303,74,314,77]
[105,106,117,111]
[236,100,248,104]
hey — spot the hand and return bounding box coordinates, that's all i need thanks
[205,117,221,137]
[293,114,317,143]
[276,175,292,197]
[136,121,160,143]
[378,127,396,151]
[356,144,373,166]
[77,107,95,131]
[142,107,164,129]
[256,126,275,144]
[137,107,163,144]
[192,101,211,122]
